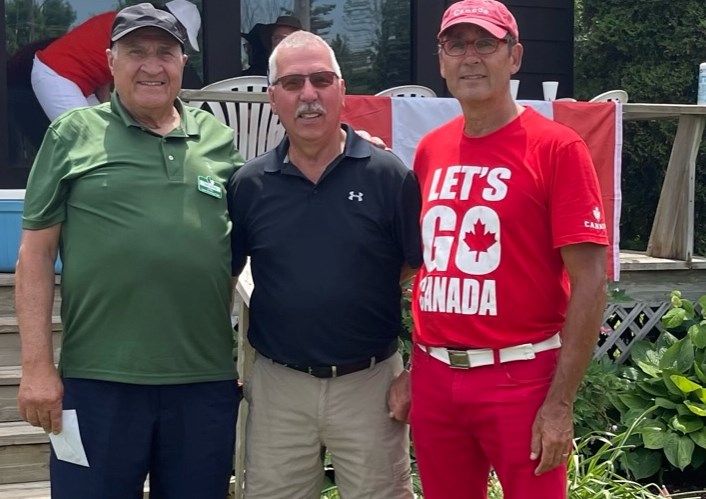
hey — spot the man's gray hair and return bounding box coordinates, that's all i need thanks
[268,31,342,84]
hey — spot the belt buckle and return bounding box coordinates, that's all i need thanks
[307,365,336,378]
[447,349,471,369]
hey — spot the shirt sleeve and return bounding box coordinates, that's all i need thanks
[550,138,609,248]
[393,168,423,269]
[227,169,248,276]
[22,126,73,229]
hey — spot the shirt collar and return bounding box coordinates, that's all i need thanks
[265,123,371,173]
[110,92,200,138]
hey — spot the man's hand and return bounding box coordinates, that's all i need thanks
[530,402,573,474]
[355,129,390,150]
[387,369,411,423]
[17,364,64,434]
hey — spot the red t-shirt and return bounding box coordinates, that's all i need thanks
[412,107,608,349]
[36,11,115,96]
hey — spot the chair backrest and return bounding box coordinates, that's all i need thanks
[375,85,437,98]
[589,90,629,103]
[188,76,285,161]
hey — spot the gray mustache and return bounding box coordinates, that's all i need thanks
[296,103,326,117]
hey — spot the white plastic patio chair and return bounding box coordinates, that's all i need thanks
[375,85,437,97]
[188,75,285,160]
[589,90,629,103]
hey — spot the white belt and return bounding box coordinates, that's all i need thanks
[418,333,562,369]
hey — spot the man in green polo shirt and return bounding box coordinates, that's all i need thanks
[14,4,243,498]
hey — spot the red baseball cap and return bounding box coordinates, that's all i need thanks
[438,0,519,41]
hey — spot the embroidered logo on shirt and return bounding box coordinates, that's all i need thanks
[348,191,364,202]
[584,206,606,230]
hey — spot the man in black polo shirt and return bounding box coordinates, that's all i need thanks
[228,31,421,499]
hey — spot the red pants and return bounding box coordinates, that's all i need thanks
[410,344,567,499]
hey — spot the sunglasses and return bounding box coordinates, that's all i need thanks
[272,71,339,91]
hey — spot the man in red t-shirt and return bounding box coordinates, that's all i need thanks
[399,1,608,497]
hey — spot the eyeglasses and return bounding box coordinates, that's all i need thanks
[271,71,339,91]
[438,38,509,57]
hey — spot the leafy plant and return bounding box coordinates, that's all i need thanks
[484,416,667,499]
[614,292,706,479]
[568,418,664,498]
[574,356,627,437]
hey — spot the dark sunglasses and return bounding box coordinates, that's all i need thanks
[272,71,339,91]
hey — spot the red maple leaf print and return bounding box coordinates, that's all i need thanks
[464,219,496,261]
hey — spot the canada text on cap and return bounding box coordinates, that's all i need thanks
[111,2,188,46]
[438,0,519,41]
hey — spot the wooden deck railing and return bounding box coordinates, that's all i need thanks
[622,104,706,263]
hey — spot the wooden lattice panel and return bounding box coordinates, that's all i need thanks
[594,301,672,363]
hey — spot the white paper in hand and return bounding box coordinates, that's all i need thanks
[48,409,90,467]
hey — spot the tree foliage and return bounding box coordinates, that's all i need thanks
[370,0,411,90]
[309,1,335,37]
[575,0,706,255]
[5,0,76,54]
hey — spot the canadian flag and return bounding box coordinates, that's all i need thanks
[342,96,622,280]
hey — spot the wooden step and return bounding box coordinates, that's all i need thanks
[0,476,237,498]
[0,421,50,484]
[0,273,62,318]
[0,480,154,498]
[0,366,21,422]
[0,481,52,499]
[0,317,62,367]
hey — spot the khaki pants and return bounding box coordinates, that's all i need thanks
[244,352,413,499]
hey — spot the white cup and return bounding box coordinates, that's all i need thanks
[510,79,520,100]
[542,81,559,101]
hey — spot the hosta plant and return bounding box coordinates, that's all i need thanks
[614,292,706,479]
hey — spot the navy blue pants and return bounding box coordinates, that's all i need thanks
[50,378,241,499]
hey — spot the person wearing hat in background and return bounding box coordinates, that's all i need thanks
[16,3,243,498]
[266,15,303,50]
[241,23,270,76]
[406,0,608,498]
[241,15,303,76]
[31,0,202,121]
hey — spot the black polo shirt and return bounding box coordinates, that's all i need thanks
[228,125,422,366]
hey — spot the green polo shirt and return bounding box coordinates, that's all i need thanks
[23,93,244,384]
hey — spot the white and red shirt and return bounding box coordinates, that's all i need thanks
[412,107,608,349]
[36,12,115,96]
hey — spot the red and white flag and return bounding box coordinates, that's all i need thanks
[342,96,622,280]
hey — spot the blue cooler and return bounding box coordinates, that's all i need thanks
[0,190,61,273]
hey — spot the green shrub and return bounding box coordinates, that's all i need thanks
[613,292,706,479]
[574,356,627,437]
[486,417,665,499]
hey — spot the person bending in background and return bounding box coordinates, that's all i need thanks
[31,0,201,121]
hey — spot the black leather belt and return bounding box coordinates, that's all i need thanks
[274,343,397,378]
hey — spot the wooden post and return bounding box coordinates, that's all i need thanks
[233,262,255,499]
[647,115,705,260]
[293,0,311,31]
